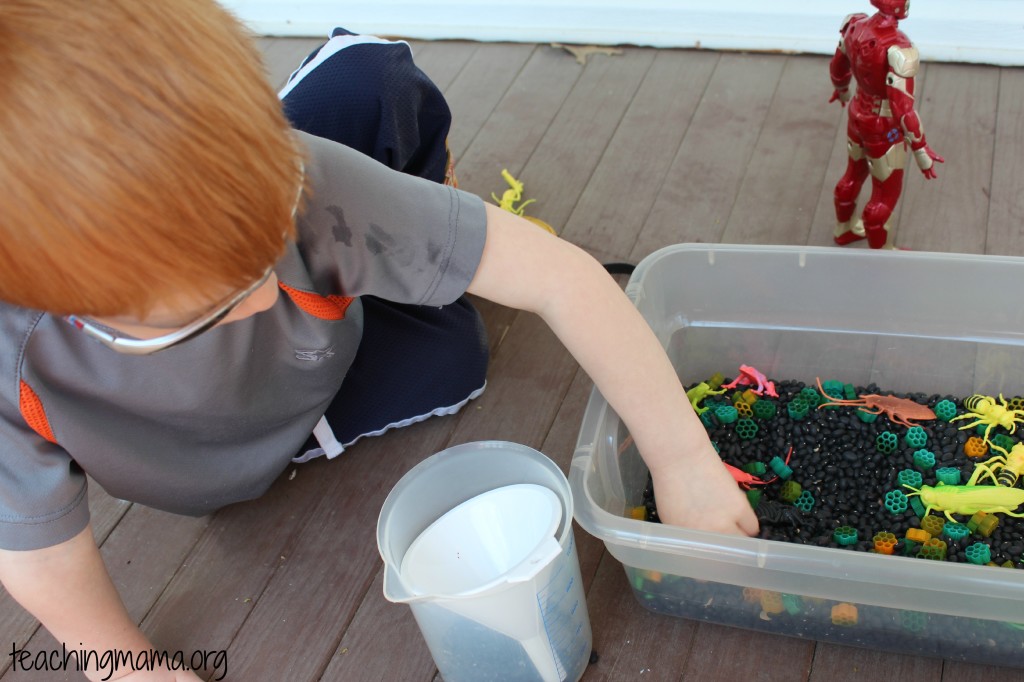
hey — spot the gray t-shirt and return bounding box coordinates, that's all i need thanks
[0,131,487,550]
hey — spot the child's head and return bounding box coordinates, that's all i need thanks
[0,0,302,318]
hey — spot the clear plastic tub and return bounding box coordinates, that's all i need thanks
[570,244,1024,667]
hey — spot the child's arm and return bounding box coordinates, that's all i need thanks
[0,525,202,681]
[467,204,759,536]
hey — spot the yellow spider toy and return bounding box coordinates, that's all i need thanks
[950,394,1024,444]
[970,442,1024,488]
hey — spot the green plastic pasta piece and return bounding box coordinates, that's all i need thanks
[917,538,947,561]
[856,409,878,423]
[935,467,961,485]
[904,426,928,448]
[897,469,923,488]
[912,449,936,472]
[787,397,809,420]
[833,525,858,546]
[793,491,815,512]
[933,399,957,422]
[942,522,970,541]
[779,480,802,503]
[876,431,898,454]
[715,404,738,424]
[965,542,992,565]
[884,489,908,514]
[752,399,777,420]
[920,514,945,537]
[768,456,793,480]
[735,417,759,440]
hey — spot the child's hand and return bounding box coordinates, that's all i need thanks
[649,443,759,536]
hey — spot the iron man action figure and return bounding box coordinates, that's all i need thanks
[829,0,943,248]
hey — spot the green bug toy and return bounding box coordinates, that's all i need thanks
[903,482,1024,522]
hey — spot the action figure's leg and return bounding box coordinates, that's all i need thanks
[861,170,905,248]
[861,142,909,249]
[833,139,870,245]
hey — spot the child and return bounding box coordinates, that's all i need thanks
[0,2,757,680]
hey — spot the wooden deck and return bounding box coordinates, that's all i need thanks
[4,37,1024,681]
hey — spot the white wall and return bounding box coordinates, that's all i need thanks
[222,0,1024,66]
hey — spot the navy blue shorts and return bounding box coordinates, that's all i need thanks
[282,29,488,457]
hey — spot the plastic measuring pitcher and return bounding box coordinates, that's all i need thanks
[400,484,564,678]
[378,441,592,682]
[400,484,563,597]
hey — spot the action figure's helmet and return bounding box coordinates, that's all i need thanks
[871,0,910,19]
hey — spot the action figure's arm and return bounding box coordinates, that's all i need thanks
[887,45,944,178]
[828,14,863,105]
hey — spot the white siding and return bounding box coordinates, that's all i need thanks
[222,1,1024,65]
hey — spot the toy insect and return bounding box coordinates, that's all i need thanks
[814,377,935,427]
[902,482,1024,522]
[618,434,790,490]
[721,365,778,398]
[969,442,1024,488]
[491,168,556,234]
[686,381,726,415]
[727,446,793,490]
[756,500,809,527]
[950,394,1024,444]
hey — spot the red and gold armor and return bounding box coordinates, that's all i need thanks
[828,0,944,248]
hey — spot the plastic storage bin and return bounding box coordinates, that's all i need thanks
[570,244,1024,667]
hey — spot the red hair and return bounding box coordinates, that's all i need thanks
[0,0,302,316]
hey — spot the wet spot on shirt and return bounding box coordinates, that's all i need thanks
[326,205,352,246]
[426,241,442,265]
[364,223,395,255]
[366,223,415,266]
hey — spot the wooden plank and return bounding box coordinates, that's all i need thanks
[631,53,786,258]
[136,454,342,656]
[537,369,607,588]
[318,570,437,682]
[720,54,844,246]
[684,623,815,682]
[559,49,721,261]
[451,44,584,198]
[895,63,999,253]
[511,47,658,234]
[218,418,457,681]
[943,661,1024,682]
[448,310,581,447]
[808,643,941,682]
[984,67,1024,257]
[405,40,479,93]
[441,43,537,160]
[257,36,325,90]
[580,554,698,681]
[806,63,933,249]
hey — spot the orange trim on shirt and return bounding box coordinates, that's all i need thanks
[278,282,354,321]
[19,380,56,444]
